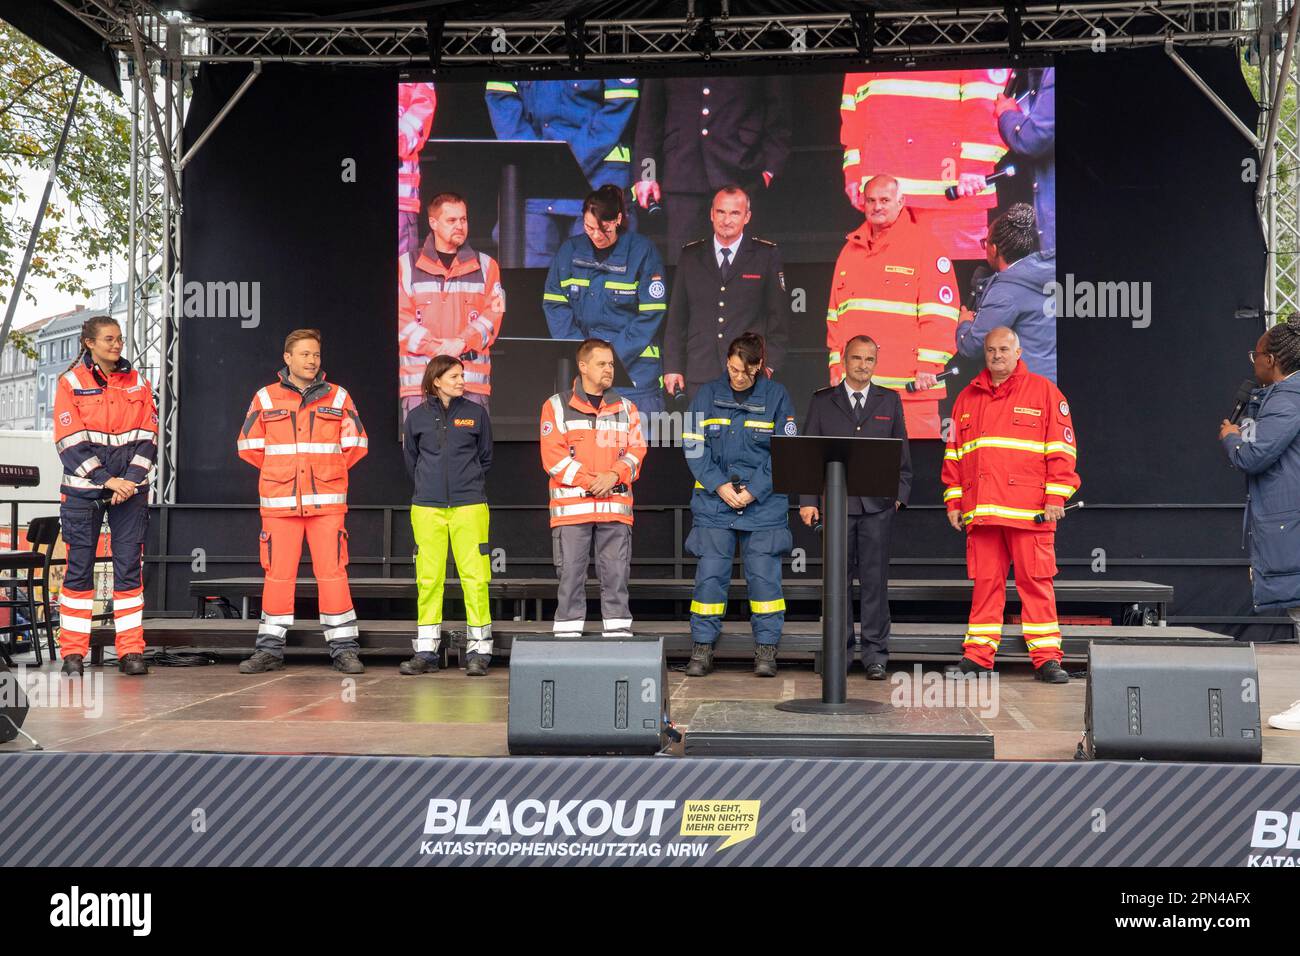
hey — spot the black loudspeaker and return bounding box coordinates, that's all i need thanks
[0,661,30,744]
[507,637,668,755]
[1085,641,1262,762]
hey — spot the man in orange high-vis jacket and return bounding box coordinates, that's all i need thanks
[398,192,504,421]
[840,69,1008,258]
[53,316,157,676]
[941,326,1080,683]
[827,175,959,439]
[539,338,647,637]
[236,329,369,674]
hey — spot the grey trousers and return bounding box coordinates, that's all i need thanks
[553,523,632,635]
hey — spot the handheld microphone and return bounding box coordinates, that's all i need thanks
[907,366,960,393]
[945,166,1015,201]
[1034,500,1085,524]
[586,483,628,498]
[1229,377,1257,424]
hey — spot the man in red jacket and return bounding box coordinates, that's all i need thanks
[827,175,959,439]
[236,329,369,674]
[941,326,1080,682]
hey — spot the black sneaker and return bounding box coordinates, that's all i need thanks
[399,654,440,675]
[945,657,991,676]
[865,663,887,681]
[754,644,779,678]
[465,655,490,677]
[1035,660,1070,684]
[119,653,149,676]
[239,650,285,674]
[332,650,365,674]
[61,654,84,677]
[685,642,714,677]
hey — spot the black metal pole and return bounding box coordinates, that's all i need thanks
[822,459,847,704]
[499,163,523,269]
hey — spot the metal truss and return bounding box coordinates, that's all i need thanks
[1256,1,1300,323]
[53,1,1249,64]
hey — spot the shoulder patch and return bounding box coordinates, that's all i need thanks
[813,385,835,395]
[1059,400,1070,417]
[682,238,708,248]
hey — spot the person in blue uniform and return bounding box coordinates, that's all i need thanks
[486,77,639,267]
[681,332,796,678]
[543,185,668,414]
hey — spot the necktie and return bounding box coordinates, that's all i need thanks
[719,246,732,274]
[853,392,865,422]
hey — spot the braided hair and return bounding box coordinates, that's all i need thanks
[1265,314,1300,375]
[988,203,1040,265]
[71,314,120,371]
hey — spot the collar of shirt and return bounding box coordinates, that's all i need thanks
[843,380,869,406]
[713,233,743,268]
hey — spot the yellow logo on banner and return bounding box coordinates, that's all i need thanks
[680,800,761,850]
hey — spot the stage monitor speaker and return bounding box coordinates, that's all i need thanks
[1085,641,1262,762]
[507,636,668,755]
[0,661,30,744]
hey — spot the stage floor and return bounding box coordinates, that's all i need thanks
[5,644,1300,763]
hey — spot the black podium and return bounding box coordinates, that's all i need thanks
[771,434,903,715]
[420,139,591,269]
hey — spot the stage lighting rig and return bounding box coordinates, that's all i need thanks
[851,9,876,60]
[565,14,586,69]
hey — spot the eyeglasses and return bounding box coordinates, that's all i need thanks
[979,238,989,249]
[1249,350,1274,363]
[96,336,125,346]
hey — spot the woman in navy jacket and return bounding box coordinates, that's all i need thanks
[401,355,494,676]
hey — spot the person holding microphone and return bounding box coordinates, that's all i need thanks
[53,315,158,676]
[682,332,796,678]
[401,355,495,676]
[942,326,1079,682]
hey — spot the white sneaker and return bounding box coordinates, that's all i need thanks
[1268,700,1300,731]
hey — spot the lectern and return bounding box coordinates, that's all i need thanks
[770,434,902,715]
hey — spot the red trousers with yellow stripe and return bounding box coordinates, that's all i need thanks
[963,525,1062,669]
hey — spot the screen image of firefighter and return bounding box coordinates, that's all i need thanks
[395,66,1056,439]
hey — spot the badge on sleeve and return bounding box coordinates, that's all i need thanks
[59,411,72,427]
[1059,400,1070,417]
[936,256,952,274]
[1064,426,1074,443]
[939,286,954,304]
[784,419,797,436]
[648,279,666,300]
[541,421,553,436]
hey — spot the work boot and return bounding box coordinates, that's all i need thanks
[1035,660,1070,684]
[399,653,440,675]
[239,650,285,674]
[332,650,365,674]
[61,654,84,677]
[119,653,149,676]
[754,643,779,678]
[465,655,491,677]
[945,657,991,677]
[685,642,714,677]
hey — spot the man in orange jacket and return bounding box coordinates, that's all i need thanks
[398,192,505,421]
[539,338,647,637]
[236,329,369,674]
[827,175,959,439]
[840,69,1008,258]
[942,326,1080,683]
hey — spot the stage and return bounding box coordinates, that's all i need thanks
[6,644,1299,763]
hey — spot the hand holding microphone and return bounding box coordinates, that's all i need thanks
[945,166,1015,201]
[1035,500,1085,524]
[908,367,960,392]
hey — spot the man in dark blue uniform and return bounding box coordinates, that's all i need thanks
[633,77,791,261]
[799,335,912,679]
[663,186,790,403]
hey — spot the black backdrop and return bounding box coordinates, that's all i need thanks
[171,47,1275,637]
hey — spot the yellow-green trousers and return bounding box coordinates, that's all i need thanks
[412,503,492,657]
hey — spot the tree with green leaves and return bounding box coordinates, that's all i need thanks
[0,22,129,359]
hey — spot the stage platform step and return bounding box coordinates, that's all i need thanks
[89,617,1229,669]
[191,576,1174,624]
